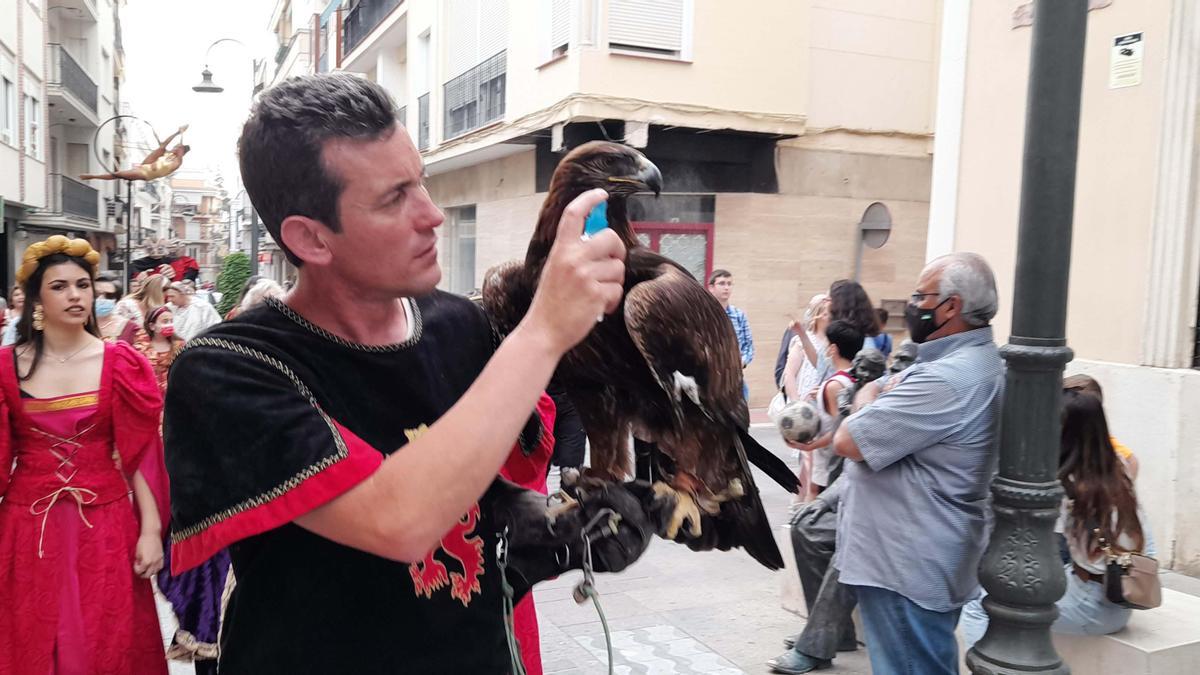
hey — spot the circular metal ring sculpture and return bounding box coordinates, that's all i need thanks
[92,114,163,176]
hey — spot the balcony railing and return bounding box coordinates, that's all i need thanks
[443,51,506,140]
[49,45,97,113]
[56,174,99,221]
[417,93,429,151]
[343,0,403,58]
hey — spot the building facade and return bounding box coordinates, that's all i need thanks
[168,171,224,283]
[331,0,942,404]
[1,0,126,284]
[931,0,1200,574]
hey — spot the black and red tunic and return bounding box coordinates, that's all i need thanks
[164,293,522,674]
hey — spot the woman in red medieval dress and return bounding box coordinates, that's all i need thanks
[0,235,170,675]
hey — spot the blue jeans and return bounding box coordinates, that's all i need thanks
[853,585,961,675]
[959,563,1133,650]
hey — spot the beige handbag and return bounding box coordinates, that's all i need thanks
[1098,531,1162,610]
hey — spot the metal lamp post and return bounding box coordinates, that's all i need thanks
[966,1,1088,673]
[192,37,259,275]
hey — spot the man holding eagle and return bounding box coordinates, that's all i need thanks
[164,73,794,672]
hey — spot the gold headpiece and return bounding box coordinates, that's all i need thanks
[16,235,102,284]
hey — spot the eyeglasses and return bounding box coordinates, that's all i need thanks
[910,292,939,304]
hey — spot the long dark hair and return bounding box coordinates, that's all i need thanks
[16,253,101,381]
[829,279,879,337]
[1058,389,1144,554]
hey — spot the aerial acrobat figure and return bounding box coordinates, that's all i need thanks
[81,124,191,182]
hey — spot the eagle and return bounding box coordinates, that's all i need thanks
[482,141,798,570]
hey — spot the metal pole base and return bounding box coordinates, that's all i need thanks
[965,592,1069,674]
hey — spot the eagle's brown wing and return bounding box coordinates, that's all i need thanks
[623,254,748,432]
[480,260,531,344]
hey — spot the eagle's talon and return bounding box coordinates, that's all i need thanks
[651,482,703,540]
[547,490,580,525]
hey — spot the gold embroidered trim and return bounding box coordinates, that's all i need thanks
[170,336,350,544]
[265,297,424,352]
[166,629,219,661]
[24,393,99,413]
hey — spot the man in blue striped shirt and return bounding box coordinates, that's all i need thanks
[832,252,1003,675]
[708,269,754,400]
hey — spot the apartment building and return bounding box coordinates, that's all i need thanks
[1,0,127,282]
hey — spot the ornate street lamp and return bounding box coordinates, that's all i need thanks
[192,37,260,274]
[191,38,249,93]
[967,2,1088,673]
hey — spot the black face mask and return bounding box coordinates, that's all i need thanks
[904,298,951,344]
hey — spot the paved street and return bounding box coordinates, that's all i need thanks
[533,424,872,675]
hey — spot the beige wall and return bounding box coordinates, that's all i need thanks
[726,145,932,406]
[426,148,536,207]
[806,0,939,134]
[718,192,930,408]
[954,0,1171,364]
[578,1,808,117]
[426,150,541,292]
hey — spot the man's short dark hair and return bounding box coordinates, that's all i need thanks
[707,269,732,285]
[825,319,864,361]
[238,73,398,267]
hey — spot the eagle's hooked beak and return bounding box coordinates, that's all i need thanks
[635,157,663,196]
[607,156,663,196]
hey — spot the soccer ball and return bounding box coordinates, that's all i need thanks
[776,400,823,444]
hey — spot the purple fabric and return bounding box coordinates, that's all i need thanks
[157,540,231,647]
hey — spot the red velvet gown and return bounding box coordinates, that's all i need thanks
[0,342,170,675]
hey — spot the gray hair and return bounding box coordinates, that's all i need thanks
[241,278,285,313]
[934,252,998,326]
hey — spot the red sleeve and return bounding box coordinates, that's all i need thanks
[110,342,164,455]
[0,380,10,498]
[499,392,556,494]
[109,342,170,530]
[170,421,382,573]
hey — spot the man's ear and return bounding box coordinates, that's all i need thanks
[280,215,335,266]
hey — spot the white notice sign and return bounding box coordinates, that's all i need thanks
[1110,33,1144,89]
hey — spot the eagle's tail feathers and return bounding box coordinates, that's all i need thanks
[737,427,800,494]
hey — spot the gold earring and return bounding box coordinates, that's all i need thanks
[32,304,45,332]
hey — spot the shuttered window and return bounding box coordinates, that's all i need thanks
[550,0,571,55]
[445,0,508,79]
[443,0,509,139]
[608,0,685,57]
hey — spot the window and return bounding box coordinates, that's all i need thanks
[630,194,714,282]
[608,0,691,59]
[445,205,477,295]
[24,95,41,160]
[1,77,14,146]
[544,0,571,60]
[443,52,505,139]
[443,0,508,139]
